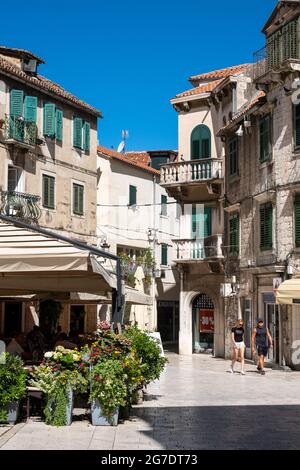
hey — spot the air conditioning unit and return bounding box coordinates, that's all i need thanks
[220,283,232,297]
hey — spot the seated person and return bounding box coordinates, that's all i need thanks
[54,332,77,350]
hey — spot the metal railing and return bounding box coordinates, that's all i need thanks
[173,234,223,261]
[0,191,41,224]
[4,114,37,147]
[253,28,300,80]
[160,158,223,185]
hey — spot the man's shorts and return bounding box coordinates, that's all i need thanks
[257,346,268,357]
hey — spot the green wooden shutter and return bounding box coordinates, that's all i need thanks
[229,138,238,175]
[192,206,211,238]
[260,203,273,250]
[24,96,37,122]
[73,183,84,215]
[56,109,63,141]
[129,185,137,206]
[161,244,168,266]
[10,89,24,117]
[295,195,300,247]
[260,115,271,162]
[43,103,56,137]
[42,175,55,209]
[192,140,200,160]
[204,207,212,238]
[73,117,83,148]
[83,121,90,151]
[294,104,300,149]
[161,195,167,216]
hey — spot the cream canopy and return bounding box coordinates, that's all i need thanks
[276,278,300,305]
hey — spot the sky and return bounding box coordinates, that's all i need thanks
[1,0,277,151]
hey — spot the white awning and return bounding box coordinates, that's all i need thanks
[276,278,300,305]
[0,221,116,295]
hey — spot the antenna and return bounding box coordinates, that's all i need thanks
[117,129,129,154]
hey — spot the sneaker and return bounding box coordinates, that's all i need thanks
[260,370,266,375]
[241,370,246,375]
[257,366,261,372]
[230,365,234,374]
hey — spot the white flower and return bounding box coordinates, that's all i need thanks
[72,354,80,361]
[44,352,53,358]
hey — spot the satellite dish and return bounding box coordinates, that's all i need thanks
[117,140,125,153]
[117,129,129,154]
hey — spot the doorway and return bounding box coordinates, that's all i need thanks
[157,301,179,344]
[69,305,86,336]
[4,302,23,337]
[264,302,281,364]
[192,294,214,353]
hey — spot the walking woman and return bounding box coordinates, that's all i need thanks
[230,319,246,375]
[252,318,273,375]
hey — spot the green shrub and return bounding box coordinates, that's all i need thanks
[0,353,27,422]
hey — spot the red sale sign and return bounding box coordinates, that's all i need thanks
[199,309,214,333]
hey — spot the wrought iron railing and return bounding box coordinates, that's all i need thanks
[160,158,223,185]
[4,114,37,147]
[173,234,223,261]
[0,191,41,223]
[253,27,300,80]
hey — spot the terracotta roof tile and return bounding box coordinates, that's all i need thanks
[218,91,266,134]
[97,146,160,175]
[125,151,151,166]
[189,64,251,82]
[175,79,224,99]
[0,55,101,117]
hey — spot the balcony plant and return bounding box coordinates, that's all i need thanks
[30,346,88,426]
[0,353,27,424]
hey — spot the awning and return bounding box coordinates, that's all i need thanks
[0,221,116,295]
[276,278,300,305]
[125,286,153,306]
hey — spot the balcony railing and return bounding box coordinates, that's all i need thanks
[173,234,223,262]
[3,114,37,147]
[0,191,41,224]
[160,158,223,186]
[253,28,300,80]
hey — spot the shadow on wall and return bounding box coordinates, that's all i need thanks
[131,404,300,450]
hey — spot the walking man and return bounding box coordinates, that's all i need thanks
[251,318,273,375]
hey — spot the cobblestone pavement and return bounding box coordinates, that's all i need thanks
[1,353,300,450]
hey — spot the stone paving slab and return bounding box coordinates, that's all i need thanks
[1,353,300,450]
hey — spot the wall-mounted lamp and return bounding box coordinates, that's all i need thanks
[236,125,244,137]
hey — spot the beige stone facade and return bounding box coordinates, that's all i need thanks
[0,47,100,337]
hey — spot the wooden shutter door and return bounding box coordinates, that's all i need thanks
[43,103,56,137]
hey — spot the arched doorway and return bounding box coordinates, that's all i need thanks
[192,293,214,353]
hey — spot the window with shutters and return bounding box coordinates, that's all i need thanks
[56,109,63,142]
[190,125,211,160]
[259,115,272,163]
[42,174,55,209]
[9,89,37,145]
[260,203,273,251]
[294,194,300,247]
[161,244,168,266]
[73,183,84,216]
[43,103,63,141]
[73,117,90,151]
[229,137,238,176]
[161,195,167,216]
[229,213,239,256]
[192,205,212,238]
[294,103,300,150]
[129,185,137,206]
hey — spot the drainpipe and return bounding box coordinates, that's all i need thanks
[0,214,124,324]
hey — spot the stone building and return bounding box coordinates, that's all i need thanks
[0,46,101,337]
[218,0,300,368]
[160,64,251,355]
[97,146,180,342]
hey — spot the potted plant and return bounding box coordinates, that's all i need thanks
[0,353,27,424]
[30,346,87,426]
[89,358,127,426]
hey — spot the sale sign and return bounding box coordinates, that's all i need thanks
[199,309,214,333]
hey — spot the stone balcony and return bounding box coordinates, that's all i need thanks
[0,191,41,224]
[173,234,223,264]
[160,158,223,203]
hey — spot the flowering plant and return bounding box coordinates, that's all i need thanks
[30,346,88,426]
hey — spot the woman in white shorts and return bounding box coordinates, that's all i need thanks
[230,319,246,375]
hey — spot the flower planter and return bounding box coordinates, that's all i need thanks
[48,386,73,426]
[131,388,143,405]
[91,399,119,426]
[1,402,19,424]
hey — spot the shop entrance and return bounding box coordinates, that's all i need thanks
[157,301,179,344]
[264,302,281,364]
[4,302,22,337]
[192,294,214,353]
